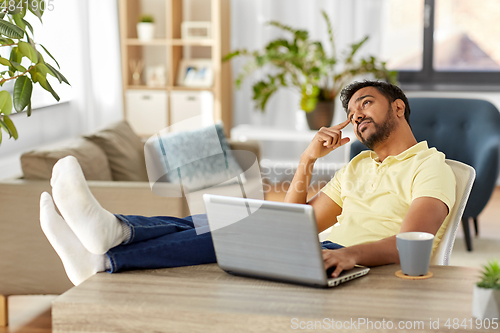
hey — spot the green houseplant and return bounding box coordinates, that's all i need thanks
[223,10,397,130]
[0,0,69,145]
[139,14,154,23]
[137,14,155,42]
[472,260,500,319]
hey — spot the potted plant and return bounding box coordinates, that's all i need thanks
[0,0,70,145]
[223,10,397,130]
[137,14,155,42]
[472,260,500,319]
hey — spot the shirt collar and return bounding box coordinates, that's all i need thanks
[369,141,429,163]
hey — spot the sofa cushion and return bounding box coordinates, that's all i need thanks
[21,138,113,180]
[85,121,148,181]
[151,123,244,192]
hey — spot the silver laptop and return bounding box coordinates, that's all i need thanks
[203,194,370,288]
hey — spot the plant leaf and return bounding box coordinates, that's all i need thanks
[46,63,69,85]
[0,37,14,45]
[22,18,33,35]
[14,63,26,72]
[0,118,11,139]
[222,49,249,62]
[36,63,50,76]
[9,59,27,73]
[9,47,22,64]
[29,66,38,83]
[0,20,25,39]
[37,73,60,101]
[40,44,60,68]
[12,13,26,31]
[28,0,44,23]
[27,101,31,116]
[27,34,36,49]
[2,114,18,139]
[321,10,336,58]
[36,51,45,64]
[18,41,38,63]
[13,76,32,112]
[0,90,12,115]
[0,57,11,67]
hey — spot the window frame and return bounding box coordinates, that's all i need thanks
[398,0,500,91]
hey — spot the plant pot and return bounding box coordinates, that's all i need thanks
[137,23,155,41]
[305,100,334,131]
[472,285,500,319]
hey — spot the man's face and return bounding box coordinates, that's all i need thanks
[346,87,398,150]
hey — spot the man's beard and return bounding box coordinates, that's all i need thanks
[357,107,398,150]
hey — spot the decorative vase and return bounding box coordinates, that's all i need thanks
[305,100,335,131]
[137,23,155,41]
[472,285,500,319]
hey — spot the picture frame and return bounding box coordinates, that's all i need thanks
[181,21,212,40]
[145,66,166,87]
[177,59,213,88]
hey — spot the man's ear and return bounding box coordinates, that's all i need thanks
[393,99,406,118]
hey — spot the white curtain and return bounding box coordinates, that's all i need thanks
[32,0,124,133]
[77,0,124,132]
[230,0,383,129]
[34,0,124,134]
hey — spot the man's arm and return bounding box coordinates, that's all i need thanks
[284,119,350,230]
[322,196,449,277]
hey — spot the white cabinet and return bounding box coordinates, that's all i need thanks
[125,90,168,136]
[170,91,214,131]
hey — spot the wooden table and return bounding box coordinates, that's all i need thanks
[52,264,489,332]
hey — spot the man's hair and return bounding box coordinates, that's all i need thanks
[340,80,411,125]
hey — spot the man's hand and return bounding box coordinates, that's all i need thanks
[303,119,351,160]
[323,247,357,278]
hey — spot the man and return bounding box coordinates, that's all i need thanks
[40,80,455,286]
[284,80,455,278]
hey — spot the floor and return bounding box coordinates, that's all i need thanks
[3,186,499,333]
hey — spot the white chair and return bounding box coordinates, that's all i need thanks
[430,159,475,265]
[318,159,476,266]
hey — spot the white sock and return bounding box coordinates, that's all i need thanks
[40,191,107,286]
[51,155,128,254]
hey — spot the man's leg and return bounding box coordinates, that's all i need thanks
[106,215,215,273]
[42,156,216,284]
[41,192,216,284]
[320,241,345,250]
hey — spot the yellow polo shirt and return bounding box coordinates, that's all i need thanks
[321,141,456,253]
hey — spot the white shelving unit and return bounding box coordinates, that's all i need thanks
[118,0,232,137]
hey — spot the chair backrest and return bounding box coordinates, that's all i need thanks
[409,98,500,218]
[430,159,475,265]
[408,98,500,165]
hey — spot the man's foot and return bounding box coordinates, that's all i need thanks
[51,156,128,254]
[40,192,107,286]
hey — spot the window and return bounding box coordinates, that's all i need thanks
[381,0,500,90]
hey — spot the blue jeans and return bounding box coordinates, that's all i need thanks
[107,214,344,273]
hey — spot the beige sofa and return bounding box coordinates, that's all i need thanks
[0,121,262,325]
